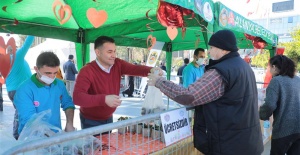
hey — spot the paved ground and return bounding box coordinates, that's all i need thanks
[0,75,271,154]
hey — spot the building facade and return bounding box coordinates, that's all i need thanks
[247,0,300,43]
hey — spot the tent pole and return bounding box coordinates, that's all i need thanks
[166,42,172,110]
[269,46,276,57]
[75,28,89,70]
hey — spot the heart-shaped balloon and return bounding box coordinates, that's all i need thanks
[0,36,16,79]
[52,0,72,25]
[167,27,178,41]
[86,8,108,28]
[147,34,156,50]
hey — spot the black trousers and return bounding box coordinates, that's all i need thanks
[270,133,300,155]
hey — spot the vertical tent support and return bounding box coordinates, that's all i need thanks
[75,28,90,70]
[166,42,172,109]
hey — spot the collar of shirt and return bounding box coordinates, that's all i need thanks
[96,58,113,73]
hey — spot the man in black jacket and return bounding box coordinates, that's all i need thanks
[148,29,263,155]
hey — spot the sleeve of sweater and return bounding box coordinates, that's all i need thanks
[259,78,279,120]
[73,66,106,107]
[119,59,152,76]
[14,83,37,133]
[17,36,34,59]
[59,81,75,110]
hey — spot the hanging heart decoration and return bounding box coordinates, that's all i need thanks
[166,26,178,41]
[52,0,72,25]
[147,34,156,50]
[86,8,108,28]
[0,36,16,79]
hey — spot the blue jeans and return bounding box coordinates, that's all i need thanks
[80,113,113,135]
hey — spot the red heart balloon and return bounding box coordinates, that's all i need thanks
[0,36,16,79]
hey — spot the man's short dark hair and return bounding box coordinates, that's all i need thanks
[94,36,115,49]
[194,48,205,56]
[184,58,189,64]
[36,51,60,68]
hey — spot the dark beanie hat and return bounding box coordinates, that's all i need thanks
[68,54,74,59]
[208,30,238,52]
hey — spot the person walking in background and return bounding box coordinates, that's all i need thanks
[260,55,300,155]
[122,63,137,98]
[177,58,189,85]
[73,36,162,131]
[63,55,78,97]
[5,36,34,139]
[14,52,75,135]
[148,30,263,155]
[160,61,166,72]
[182,48,206,88]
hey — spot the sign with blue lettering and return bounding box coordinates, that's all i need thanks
[160,108,192,146]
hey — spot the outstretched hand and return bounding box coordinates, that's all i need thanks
[105,95,122,108]
[147,73,160,86]
[150,67,164,76]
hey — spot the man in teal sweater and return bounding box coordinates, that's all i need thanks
[5,36,34,139]
[14,52,75,136]
[182,48,206,88]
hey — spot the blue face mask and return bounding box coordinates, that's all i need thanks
[37,70,55,85]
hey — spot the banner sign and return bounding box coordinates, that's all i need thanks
[164,0,214,24]
[217,2,277,45]
[145,41,164,67]
[160,108,192,146]
[138,41,164,97]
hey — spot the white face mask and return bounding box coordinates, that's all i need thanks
[38,71,55,85]
[196,58,205,66]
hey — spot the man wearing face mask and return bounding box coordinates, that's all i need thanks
[14,52,76,135]
[147,29,263,155]
[182,48,206,88]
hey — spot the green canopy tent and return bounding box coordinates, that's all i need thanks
[0,0,216,80]
[163,0,278,56]
[0,0,277,79]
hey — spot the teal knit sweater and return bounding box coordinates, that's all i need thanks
[260,75,300,139]
[6,36,34,92]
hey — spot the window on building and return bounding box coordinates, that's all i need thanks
[288,17,293,23]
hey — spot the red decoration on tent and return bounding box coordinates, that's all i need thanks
[166,26,178,40]
[13,18,18,25]
[0,36,16,80]
[244,33,267,49]
[276,47,285,55]
[252,37,266,49]
[86,8,108,28]
[244,33,255,40]
[156,1,193,39]
[52,0,72,25]
[0,18,18,33]
[147,34,156,50]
